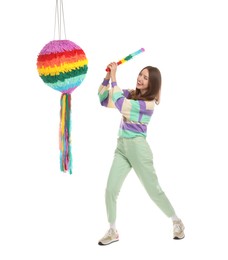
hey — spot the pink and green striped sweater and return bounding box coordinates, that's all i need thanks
[98,79,155,138]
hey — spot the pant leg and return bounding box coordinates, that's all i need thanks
[105,138,132,224]
[125,137,175,217]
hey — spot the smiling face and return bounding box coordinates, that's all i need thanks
[132,66,161,102]
[136,68,149,95]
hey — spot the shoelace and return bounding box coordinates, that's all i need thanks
[104,229,114,238]
[174,223,183,233]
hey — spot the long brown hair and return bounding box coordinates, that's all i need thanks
[129,66,161,103]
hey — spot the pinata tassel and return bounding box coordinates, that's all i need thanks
[59,93,72,174]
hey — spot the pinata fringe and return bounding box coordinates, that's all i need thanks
[59,93,72,174]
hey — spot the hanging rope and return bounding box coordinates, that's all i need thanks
[54,0,67,40]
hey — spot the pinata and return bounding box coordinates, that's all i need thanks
[36,0,88,174]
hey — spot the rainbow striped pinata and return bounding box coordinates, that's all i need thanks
[37,39,88,174]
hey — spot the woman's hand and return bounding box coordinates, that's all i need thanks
[107,62,117,82]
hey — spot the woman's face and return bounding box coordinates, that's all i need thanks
[136,68,149,94]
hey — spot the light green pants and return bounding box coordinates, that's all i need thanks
[105,137,175,224]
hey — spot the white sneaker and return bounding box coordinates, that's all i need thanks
[98,228,119,246]
[173,219,185,239]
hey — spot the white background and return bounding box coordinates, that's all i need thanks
[1,0,228,259]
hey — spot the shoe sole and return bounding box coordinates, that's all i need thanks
[173,235,185,240]
[98,239,119,246]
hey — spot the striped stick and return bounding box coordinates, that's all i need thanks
[105,48,145,72]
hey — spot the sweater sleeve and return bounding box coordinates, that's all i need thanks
[111,82,155,124]
[98,79,115,108]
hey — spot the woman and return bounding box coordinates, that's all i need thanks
[98,62,185,245]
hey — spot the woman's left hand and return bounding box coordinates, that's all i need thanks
[107,62,117,82]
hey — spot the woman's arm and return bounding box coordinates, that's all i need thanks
[107,62,154,123]
[98,70,115,108]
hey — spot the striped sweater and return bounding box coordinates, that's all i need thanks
[98,79,155,138]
